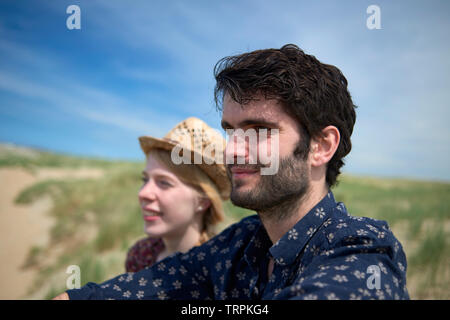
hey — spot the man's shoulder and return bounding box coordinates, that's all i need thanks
[325,208,391,235]
[321,205,396,244]
[285,207,410,300]
[318,207,405,259]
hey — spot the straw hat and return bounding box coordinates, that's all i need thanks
[139,117,230,200]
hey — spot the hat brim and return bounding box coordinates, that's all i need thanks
[139,136,178,155]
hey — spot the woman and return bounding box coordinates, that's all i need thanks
[125,117,230,272]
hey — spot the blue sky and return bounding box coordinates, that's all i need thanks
[0,0,449,181]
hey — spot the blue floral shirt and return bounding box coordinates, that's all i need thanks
[67,191,409,300]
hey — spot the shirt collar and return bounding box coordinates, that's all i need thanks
[243,191,338,271]
[268,190,337,266]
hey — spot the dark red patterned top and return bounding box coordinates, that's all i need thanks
[125,237,165,273]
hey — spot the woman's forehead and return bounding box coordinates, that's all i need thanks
[144,156,176,177]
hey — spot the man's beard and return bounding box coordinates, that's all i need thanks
[227,142,310,222]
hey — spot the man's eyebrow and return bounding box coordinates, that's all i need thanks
[221,119,278,129]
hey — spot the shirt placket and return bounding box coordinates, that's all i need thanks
[248,251,271,299]
[262,258,286,299]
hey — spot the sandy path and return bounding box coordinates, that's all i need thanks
[0,167,103,299]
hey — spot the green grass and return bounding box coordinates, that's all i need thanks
[12,159,145,298]
[7,146,449,299]
[332,174,450,299]
[333,175,450,236]
[0,144,133,172]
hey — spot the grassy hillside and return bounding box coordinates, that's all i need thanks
[1,144,448,299]
[333,175,449,299]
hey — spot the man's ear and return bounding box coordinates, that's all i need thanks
[310,126,340,168]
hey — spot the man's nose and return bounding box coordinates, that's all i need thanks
[224,130,250,164]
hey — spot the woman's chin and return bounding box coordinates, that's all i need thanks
[143,224,164,237]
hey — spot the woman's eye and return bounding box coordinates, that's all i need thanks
[158,180,172,187]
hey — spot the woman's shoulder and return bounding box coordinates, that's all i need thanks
[125,237,164,273]
[130,237,163,250]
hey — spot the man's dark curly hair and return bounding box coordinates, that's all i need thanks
[214,44,357,188]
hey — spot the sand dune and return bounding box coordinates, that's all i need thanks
[0,167,103,299]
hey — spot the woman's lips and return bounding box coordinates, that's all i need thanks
[142,209,161,221]
[143,215,160,221]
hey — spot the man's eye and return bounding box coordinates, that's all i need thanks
[254,126,269,131]
[223,127,233,135]
[141,176,148,183]
[253,126,272,134]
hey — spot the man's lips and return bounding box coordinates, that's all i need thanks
[229,167,259,178]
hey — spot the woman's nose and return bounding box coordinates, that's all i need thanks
[138,180,157,202]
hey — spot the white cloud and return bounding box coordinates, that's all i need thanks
[2,0,449,179]
[0,70,175,137]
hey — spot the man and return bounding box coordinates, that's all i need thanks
[55,44,409,300]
